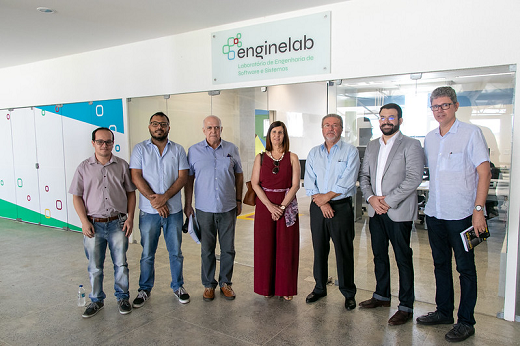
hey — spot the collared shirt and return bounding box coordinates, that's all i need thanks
[69,154,136,218]
[424,119,489,220]
[304,139,360,200]
[375,133,398,196]
[188,139,243,213]
[129,139,189,214]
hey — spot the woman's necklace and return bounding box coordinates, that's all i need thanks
[268,151,285,161]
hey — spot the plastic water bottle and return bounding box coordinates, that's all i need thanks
[78,285,86,307]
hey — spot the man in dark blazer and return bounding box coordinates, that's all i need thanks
[358,103,424,325]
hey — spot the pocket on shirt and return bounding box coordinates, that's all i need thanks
[439,152,464,172]
[335,161,348,175]
[218,157,234,172]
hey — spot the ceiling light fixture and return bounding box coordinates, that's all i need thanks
[37,7,56,14]
[455,72,513,79]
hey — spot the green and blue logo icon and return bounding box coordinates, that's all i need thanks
[222,33,242,60]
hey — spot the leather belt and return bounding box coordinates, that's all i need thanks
[88,214,124,223]
[328,196,352,205]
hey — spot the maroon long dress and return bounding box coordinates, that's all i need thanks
[254,152,299,297]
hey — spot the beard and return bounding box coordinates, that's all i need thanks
[150,129,168,141]
[380,123,399,136]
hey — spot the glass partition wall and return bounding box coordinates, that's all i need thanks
[127,64,515,318]
[329,65,515,317]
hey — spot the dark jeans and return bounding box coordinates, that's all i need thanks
[369,213,414,312]
[426,215,477,326]
[196,208,237,288]
[310,197,356,298]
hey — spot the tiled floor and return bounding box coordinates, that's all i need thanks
[0,192,517,345]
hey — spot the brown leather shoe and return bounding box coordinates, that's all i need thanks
[203,287,215,301]
[359,297,391,308]
[388,310,413,325]
[220,284,236,300]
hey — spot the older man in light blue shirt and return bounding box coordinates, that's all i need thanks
[417,87,491,343]
[130,111,190,307]
[185,115,243,302]
[304,114,360,311]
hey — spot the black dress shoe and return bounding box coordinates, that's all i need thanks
[445,323,475,342]
[306,291,326,303]
[345,297,356,310]
[359,297,391,309]
[416,311,454,325]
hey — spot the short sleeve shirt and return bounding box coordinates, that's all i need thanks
[129,139,189,214]
[424,119,489,220]
[187,139,243,213]
[68,155,136,218]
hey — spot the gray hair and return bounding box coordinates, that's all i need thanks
[430,86,458,104]
[202,115,222,128]
[321,114,343,128]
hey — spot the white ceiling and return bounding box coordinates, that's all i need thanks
[0,0,345,69]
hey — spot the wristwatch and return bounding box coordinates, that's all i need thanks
[474,205,483,212]
[280,205,286,210]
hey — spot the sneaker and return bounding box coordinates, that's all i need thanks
[82,301,104,318]
[132,290,150,308]
[416,311,454,325]
[118,299,132,315]
[174,286,190,304]
[220,283,236,300]
[445,323,475,342]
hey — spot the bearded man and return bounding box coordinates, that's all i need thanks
[130,111,191,307]
[358,103,424,325]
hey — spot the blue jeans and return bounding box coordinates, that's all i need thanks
[426,215,477,326]
[138,210,184,292]
[83,218,129,302]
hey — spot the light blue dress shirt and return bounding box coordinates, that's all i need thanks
[304,140,360,200]
[129,139,189,214]
[424,119,489,220]
[188,139,243,213]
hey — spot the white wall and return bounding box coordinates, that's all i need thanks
[1,0,519,109]
[1,0,519,320]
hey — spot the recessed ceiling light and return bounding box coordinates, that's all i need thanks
[37,7,56,14]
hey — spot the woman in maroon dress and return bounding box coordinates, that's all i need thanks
[251,121,300,300]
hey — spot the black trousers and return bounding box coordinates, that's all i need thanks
[310,197,356,298]
[369,213,414,311]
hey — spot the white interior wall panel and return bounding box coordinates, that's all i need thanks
[33,107,69,228]
[0,110,17,219]
[11,108,40,224]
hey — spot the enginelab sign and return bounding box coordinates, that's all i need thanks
[211,12,331,84]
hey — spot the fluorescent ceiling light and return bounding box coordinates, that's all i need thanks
[455,72,513,79]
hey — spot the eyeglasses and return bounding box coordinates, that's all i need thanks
[379,116,396,121]
[150,121,169,128]
[430,103,453,111]
[272,160,279,174]
[322,123,342,129]
[94,139,114,146]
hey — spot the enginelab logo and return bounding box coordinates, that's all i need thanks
[222,33,315,61]
[222,33,242,60]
